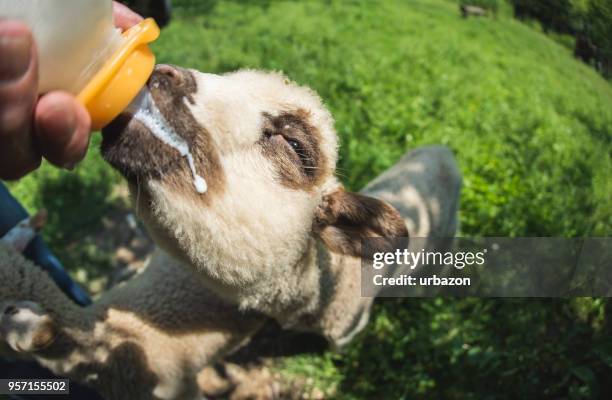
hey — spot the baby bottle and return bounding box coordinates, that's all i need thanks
[0,0,160,129]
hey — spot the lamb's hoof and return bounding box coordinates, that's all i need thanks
[0,301,57,353]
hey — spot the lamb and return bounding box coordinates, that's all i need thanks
[1,66,461,398]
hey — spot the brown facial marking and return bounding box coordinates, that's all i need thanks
[258,109,326,190]
[101,65,224,200]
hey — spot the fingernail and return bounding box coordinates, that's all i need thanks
[0,28,32,81]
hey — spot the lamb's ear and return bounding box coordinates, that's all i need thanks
[314,189,408,258]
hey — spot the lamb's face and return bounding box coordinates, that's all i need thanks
[102,66,340,284]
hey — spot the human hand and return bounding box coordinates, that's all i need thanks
[0,2,142,180]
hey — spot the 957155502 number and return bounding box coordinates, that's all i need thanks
[0,379,69,395]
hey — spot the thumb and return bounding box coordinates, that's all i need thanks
[112,1,143,31]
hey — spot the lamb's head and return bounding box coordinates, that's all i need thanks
[101,66,407,290]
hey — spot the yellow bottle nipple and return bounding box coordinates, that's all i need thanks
[77,18,160,130]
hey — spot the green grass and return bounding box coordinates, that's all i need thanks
[7,0,612,398]
[154,0,611,237]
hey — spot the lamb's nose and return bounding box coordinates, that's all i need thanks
[154,64,183,85]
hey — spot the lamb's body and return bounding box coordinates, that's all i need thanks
[0,245,263,400]
[1,146,460,399]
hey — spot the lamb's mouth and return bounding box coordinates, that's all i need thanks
[100,111,187,184]
[101,109,207,194]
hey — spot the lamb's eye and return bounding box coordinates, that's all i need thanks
[263,129,273,139]
[286,138,301,151]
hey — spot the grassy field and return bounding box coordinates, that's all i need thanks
[7,0,612,398]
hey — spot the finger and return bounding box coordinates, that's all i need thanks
[0,20,41,180]
[34,91,91,169]
[112,2,143,31]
